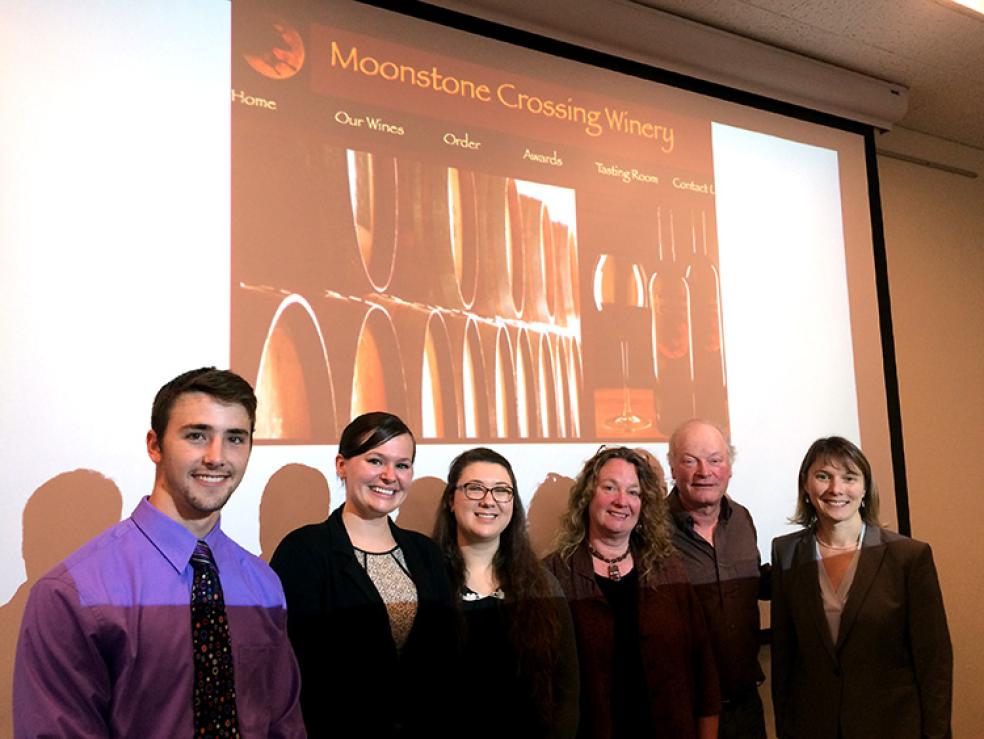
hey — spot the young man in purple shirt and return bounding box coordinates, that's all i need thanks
[13,367,305,738]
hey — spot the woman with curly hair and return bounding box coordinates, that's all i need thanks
[544,445,720,739]
[433,447,579,738]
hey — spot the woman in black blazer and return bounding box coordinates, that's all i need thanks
[271,412,457,738]
[771,437,952,739]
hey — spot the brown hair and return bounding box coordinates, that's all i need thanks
[338,411,416,462]
[151,367,257,439]
[792,436,880,526]
[432,447,561,725]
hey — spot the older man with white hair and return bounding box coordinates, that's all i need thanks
[667,419,770,739]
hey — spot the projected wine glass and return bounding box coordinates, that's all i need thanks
[592,254,652,432]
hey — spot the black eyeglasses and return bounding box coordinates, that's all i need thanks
[457,482,515,502]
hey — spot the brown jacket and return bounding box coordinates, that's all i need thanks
[544,543,721,739]
[771,525,952,739]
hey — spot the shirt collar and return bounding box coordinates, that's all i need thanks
[131,497,227,574]
[668,487,732,530]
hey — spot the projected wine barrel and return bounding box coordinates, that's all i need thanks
[470,174,525,319]
[387,160,473,309]
[493,326,520,439]
[553,334,578,438]
[445,313,492,439]
[235,137,369,295]
[344,149,399,293]
[504,178,527,317]
[242,144,396,297]
[350,306,409,420]
[376,296,459,440]
[476,320,518,439]
[535,331,559,438]
[551,220,581,328]
[253,294,338,442]
[563,335,584,437]
[447,167,480,310]
[541,333,566,438]
[312,295,409,425]
[519,195,557,324]
[420,311,459,439]
[232,284,286,394]
[510,326,537,440]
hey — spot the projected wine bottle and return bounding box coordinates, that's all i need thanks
[650,207,694,434]
[593,254,652,432]
[685,210,728,426]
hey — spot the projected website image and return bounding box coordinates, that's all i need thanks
[233,145,586,444]
[232,143,729,444]
[231,1,730,444]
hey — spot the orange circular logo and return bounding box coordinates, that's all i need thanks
[242,17,305,80]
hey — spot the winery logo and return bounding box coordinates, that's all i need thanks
[241,15,305,80]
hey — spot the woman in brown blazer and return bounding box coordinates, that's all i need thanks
[771,437,952,739]
[544,446,720,739]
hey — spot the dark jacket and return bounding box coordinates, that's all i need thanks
[270,506,457,738]
[544,543,720,739]
[771,525,952,739]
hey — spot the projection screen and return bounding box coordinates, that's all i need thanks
[0,0,900,618]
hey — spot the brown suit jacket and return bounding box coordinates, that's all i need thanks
[770,525,952,739]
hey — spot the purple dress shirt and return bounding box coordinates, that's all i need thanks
[13,498,305,738]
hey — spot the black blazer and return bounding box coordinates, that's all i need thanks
[270,506,457,738]
[771,525,952,739]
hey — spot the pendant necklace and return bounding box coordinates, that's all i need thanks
[588,544,631,581]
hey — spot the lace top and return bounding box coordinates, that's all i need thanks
[354,546,419,650]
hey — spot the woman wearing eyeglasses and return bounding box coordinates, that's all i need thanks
[544,445,720,739]
[270,412,458,738]
[432,447,579,738]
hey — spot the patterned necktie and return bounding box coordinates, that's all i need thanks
[190,539,239,737]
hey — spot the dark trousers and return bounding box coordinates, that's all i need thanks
[718,688,767,739]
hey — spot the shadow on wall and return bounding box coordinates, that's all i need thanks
[395,476,445,537]
[0,470,122,737]
[259,464,332,563]
[528,473,575,559]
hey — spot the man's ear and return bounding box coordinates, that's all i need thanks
[147,429,162,464]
